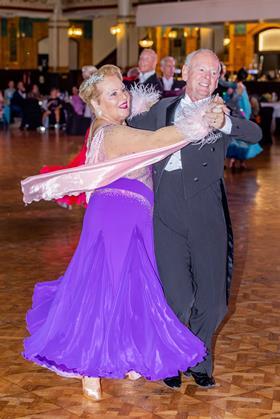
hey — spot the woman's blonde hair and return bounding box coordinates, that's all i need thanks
[79,65,123,109]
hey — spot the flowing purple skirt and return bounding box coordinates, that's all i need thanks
[23,178,206,380]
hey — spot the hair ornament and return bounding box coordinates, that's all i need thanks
[83,72,104,90]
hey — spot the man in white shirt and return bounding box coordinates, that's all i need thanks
[129,49,262,389]
[159,56,186,95]
[135,49,162,93]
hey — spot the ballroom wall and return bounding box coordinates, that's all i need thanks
[0,17,48,69]
[0,8,279,73]
[150,22,280,72]
[0,17,93,71]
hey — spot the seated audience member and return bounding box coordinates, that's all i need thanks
[129,49,162,93]
[21,86,43,130]
[41,88,64,130]
[65,65,96,135]
[4,80,16,105]
[57,88,69,103]
[70,86,85,116]
[4,80,16,123]
[0,90,5,125]
[159,56,186,97]
[29,84,42,100]
[10,81,26,126]
[226,68,263,168]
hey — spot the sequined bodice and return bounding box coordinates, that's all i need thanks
[125,166,153,190]
[85,125,153,190]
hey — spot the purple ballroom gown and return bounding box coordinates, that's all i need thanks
[23,131,206,380]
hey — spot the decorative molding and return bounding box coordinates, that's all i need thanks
[62,0,117,8]
[0,0,52,9]
[0,0,118,18]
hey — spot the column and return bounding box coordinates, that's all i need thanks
[116,0,138,69]
[48,0,69,72]
[200,27,214,50]
[213,24,225,58]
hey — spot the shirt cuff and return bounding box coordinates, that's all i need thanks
[220,115,232,134]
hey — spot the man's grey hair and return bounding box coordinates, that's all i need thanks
[160,56,176,67]
[81,65,97,80]
[185,49,221,71]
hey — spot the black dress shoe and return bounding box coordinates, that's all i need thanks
[185,371,216,388]
[163,374,182,388]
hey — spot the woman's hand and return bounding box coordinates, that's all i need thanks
[205,95,226,130]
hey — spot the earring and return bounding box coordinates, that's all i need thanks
[95,108,102,118]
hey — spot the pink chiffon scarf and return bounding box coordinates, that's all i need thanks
[21,137,189,205]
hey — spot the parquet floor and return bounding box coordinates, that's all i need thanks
[0,128,279,418]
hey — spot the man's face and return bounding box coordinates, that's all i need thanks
[138,51,156,74]
[182,52,220,101]
[50,89,58,99]
[161,59,175,79]
[18,82,25,91]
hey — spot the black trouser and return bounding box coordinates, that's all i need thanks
[153,170,228,375]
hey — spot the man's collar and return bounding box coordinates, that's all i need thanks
[139,70,156,82]
[181,93,212,107]
[162,76,174,82]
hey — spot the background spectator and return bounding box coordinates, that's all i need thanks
[4,80,15,106]
[129,49,163,93]
[70,86,85,116]
[41,88,64,130]
[159,56,186,97]
[10,81,26,127]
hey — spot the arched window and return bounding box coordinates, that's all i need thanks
[258,29,280,52]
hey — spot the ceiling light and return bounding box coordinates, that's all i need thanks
[139,37,154,48]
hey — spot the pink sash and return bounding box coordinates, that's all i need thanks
[21,138,188,205]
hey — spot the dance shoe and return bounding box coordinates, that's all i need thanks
[82,377,102,401]
[126,371,141,380]
[163,373,182,389]
[183,370,216,388]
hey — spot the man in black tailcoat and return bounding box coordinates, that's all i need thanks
[159,56,186,97]
[129,49,262,389]
[130,49,163,93]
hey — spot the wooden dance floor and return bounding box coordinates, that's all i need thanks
[0,129,279,418]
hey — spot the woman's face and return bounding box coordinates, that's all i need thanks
[92,75,130,124]
[72,86,79,95]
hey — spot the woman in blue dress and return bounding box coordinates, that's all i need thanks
[226,68,262,168]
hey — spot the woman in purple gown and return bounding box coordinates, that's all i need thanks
[23,65,209,400]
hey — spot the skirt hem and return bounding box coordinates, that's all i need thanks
[23,351,206,381]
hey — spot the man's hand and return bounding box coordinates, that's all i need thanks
[205,95,227,130]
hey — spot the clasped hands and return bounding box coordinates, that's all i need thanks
[205,95,229,130]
